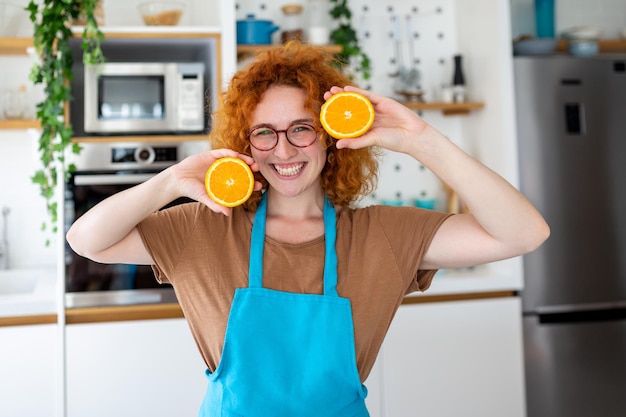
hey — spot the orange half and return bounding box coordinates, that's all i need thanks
[320,91,375,139]
[205,157,254,207]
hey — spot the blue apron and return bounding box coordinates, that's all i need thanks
[199,193,369,417]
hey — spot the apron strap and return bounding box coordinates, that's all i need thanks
[322,196,339,296]
[249,192,339,296]
[249,192,268,289]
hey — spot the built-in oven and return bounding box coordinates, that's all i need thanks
[64,142,191,308]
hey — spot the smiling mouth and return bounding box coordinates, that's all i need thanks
[273,163,305,176]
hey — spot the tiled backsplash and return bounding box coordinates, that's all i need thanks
[511,0,626,39]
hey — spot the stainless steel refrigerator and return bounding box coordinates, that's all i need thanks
[514,55,626,417]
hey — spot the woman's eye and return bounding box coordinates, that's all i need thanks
[291,124,313,133]
[253,129,274,137]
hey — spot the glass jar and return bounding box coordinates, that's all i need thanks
[307,0,330,45]
[281,4,304,43]
[2,86,26,119]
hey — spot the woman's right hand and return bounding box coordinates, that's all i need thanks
[168,148,261,216]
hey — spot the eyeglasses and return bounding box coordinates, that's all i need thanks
[248,123,319,151]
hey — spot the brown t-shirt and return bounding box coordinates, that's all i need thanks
[137,202,450,381]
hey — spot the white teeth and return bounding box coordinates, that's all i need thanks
[274,163,304,176]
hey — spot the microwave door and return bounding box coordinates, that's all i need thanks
[84,63,177,134]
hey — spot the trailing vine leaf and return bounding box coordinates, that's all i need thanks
[328,0,371,81]
[26,0,105,245]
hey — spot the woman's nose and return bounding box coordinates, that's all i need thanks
[273,131,298,157]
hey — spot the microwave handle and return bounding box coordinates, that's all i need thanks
[74,173,157,186]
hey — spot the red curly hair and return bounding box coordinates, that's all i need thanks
[209,41,379,210]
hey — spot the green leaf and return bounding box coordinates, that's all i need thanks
[328,0,371,81]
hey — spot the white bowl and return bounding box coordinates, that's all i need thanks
[138,1,186,26]
[568,40,599,57]
[562,26,602,41]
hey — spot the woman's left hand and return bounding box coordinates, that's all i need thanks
[323,86,428,154]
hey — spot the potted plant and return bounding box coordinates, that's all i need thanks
[328,0,371,81]
[26,0,104,245]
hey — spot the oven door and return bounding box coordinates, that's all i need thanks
[65,169,186,308]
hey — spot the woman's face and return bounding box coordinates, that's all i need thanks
[249,85,326,199]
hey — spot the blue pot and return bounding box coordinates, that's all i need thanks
[237,14,280,45]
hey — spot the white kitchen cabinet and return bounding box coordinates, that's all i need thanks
[380,297,526,417]
[0,324,57,417]
[65,318,207,417]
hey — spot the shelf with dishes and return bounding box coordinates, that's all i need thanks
[1,30,221,133]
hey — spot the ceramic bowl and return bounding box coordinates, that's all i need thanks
[513,38,557,56]
[568,40,599,57]
[561,26,602,41]
[138,1,185,26]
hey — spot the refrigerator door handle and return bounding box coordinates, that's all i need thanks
[537,301,626,324]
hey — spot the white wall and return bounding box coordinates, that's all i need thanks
[0,130,57,268]
[510,0,626,39]
[0,52,54,268]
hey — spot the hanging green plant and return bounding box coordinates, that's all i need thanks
[328,0,371,81]
[26,0,105,245]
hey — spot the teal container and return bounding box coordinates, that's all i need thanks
[534,0,555,38]
[413,198,437,210]
[381,199,404,206]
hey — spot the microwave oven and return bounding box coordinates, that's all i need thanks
[84,62,206,134]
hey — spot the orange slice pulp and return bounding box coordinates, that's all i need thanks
[205,157,254,207]
[319,91,375,139]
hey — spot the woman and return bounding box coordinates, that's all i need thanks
[67,42,549,416]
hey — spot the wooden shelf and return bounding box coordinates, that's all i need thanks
[556,39,626,53]
[400,101,485,116]
[0,37,33,55]
[237,43,342,59]
[0,119,40,129]
[1,30,222,55]
[72,134,209,143]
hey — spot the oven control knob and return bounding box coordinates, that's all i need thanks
[134,146,156,165]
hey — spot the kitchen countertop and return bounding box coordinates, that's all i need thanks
[0,259,523,323]
[409,259,523,298]
[0,267,58,319]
